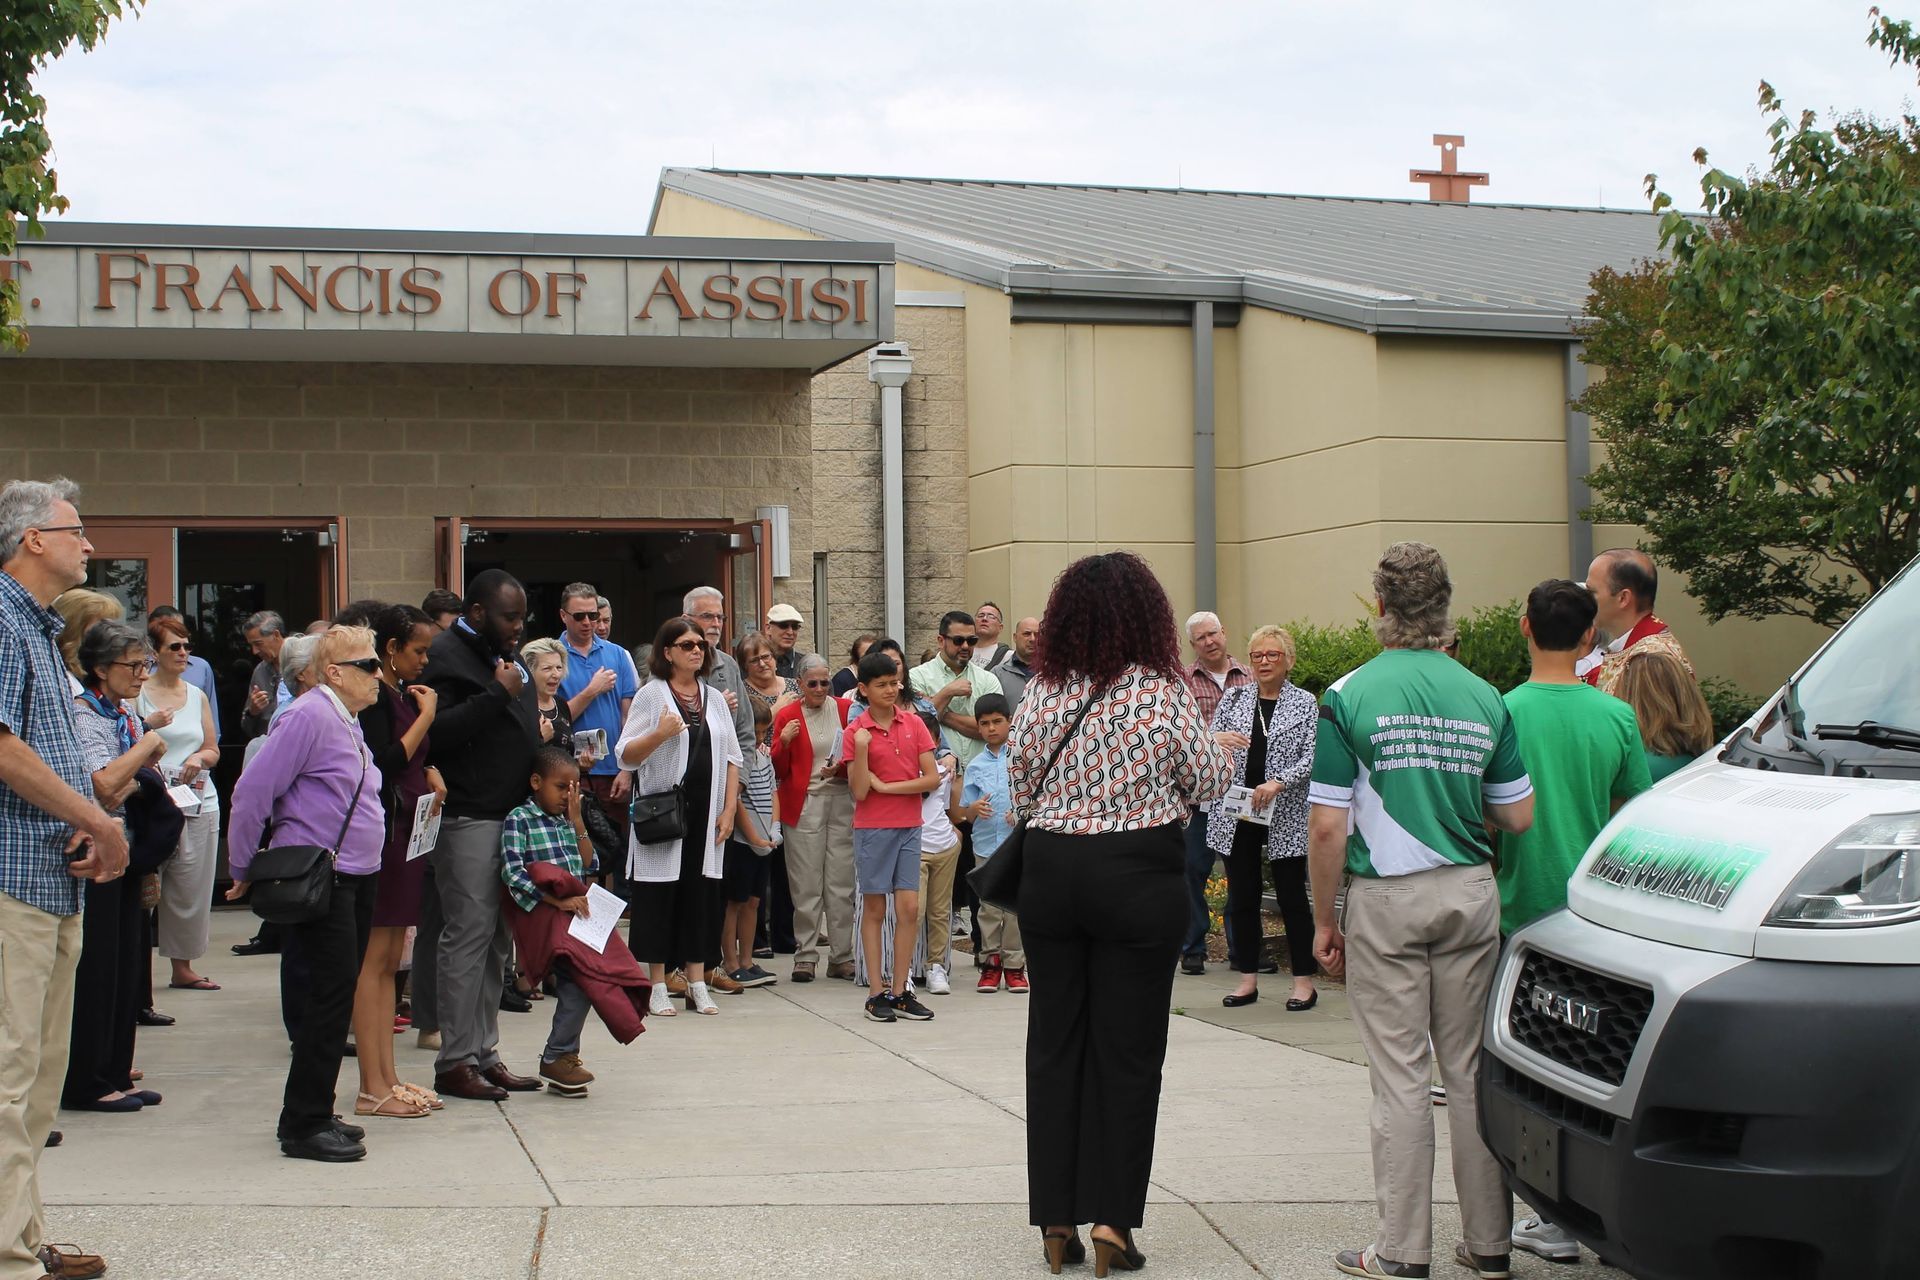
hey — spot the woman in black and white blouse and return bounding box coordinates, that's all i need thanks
[1204,625,1318,1011]
[1009,552,1233,1275]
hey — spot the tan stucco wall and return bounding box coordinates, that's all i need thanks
[648,186,1830,696]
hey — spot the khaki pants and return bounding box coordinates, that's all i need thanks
[0,891,82,1280]
[156,803,218,961]
[978,901,1025,970]
[1343,862,1509,1266]
[917,840,961,972]
[785,783,856,968]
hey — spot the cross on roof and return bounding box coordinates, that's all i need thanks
[1409,135,1489,203]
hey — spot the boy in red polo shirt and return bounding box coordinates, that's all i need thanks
[847,650,941,1024]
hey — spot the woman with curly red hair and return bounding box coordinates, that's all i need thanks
[1010,551,1234,1274]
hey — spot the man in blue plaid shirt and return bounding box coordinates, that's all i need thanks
[0,478,130,1280]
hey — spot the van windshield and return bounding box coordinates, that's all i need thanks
[1789,557,1920,737]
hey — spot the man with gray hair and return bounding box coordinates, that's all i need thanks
[0,477,128,1280]
[240,609,290,739]
[683,586,753,750]
[1309,542,1534,1280]
[1179,610,1251,975]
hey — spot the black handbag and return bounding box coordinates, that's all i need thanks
[246,754,368,925]
[968,687,1101,912]
[628,691,705,843]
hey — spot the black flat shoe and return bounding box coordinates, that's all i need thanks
[1180,957,1206,976]
[231,939,279,956]
[1222,990,1259,1008]
[135,1008,174,1028]
[45,1130,61,1148]
[67,1095,143,1113]
[500,989,533,1014]
[1286,991,1319,1012]
[130,1089,162,1106]
[280,1128,366,1163]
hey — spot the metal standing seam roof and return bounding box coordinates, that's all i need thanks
[656,168,1672,340]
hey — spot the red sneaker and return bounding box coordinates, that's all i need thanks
[977,961,1003,993]
[1003,968,1030,993]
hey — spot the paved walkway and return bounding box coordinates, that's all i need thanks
[41,911,1625,1278]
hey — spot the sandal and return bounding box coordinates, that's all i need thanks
[648,985,678,1018]
[395,1082,443,1110]
[168,977,220,991]
[355,1088,428,1119]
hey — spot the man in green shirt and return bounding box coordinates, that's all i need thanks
[1496,579,1650,1266]
[1309,542,1533,1280]
[906,611,1004,772]
[1499,578,1651,936]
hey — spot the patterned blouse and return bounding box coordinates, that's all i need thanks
[1202,682,1317,861]
[1010,666,1234,836]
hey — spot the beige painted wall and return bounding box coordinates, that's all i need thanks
[650,186,1829,695]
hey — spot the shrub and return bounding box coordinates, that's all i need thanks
[1699,676,1766,740]
[1285,617,1381,697]
[1286,601,1528,696]
[1453,601,1530,693]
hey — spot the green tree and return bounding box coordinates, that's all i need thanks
[1581,9,1920,627]
[1,0,143,350]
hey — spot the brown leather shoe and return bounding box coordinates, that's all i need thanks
[707,969,743,995]
[664,969,688,996]
[38,1243,107,1279]
[481,1063,543,1092]
[790,961,816,983]
[433,1064,506,1102]
[825,961,857,981]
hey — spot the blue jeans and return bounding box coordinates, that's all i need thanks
[1181,810,1217,960]
[543,967,592,1061]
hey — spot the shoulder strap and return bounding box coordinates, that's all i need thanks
[1031,686,1102,796]
[331,745,370,853]
[19,637,32,747]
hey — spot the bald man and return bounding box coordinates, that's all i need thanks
[1579,549,1693,696]
[996,616,1038,708]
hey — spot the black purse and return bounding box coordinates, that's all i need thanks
[628,692,705,843]
[968,687,1100,912]
[246,754,368,925]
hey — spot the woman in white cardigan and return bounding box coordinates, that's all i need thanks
[616,616,742,1017]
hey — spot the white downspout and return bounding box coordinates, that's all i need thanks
[867,343,914,641]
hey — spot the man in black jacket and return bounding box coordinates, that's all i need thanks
[422,569,543,1101]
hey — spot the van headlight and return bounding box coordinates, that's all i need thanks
[1766,813,1920,927]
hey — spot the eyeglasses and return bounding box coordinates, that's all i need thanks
[161,641,191,653]
[749,652,775,664]
[108,660,149,673]
[944,635,978,647]
[32,525,86,540]
[691,610,725,623]
[671,639,710,653]
[768,620,801,630]
[336,657,382,674]
[566,611,598,622]
[1249,651,1288,663]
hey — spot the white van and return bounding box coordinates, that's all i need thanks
[1480,555,1920,1280]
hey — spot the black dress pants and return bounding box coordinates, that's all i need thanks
[1224,826,1321,978]
[1020,823,1186,1229]
[63,874,143,1105]
[278,871,375,1141]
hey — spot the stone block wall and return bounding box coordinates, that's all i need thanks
[808,305,969,664]
[0,358,814,607]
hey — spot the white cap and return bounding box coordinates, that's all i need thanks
[766,603,803,625]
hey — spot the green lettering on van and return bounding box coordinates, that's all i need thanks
[1585,826,1766,911]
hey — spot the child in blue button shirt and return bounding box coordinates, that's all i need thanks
[958,694,1024,992]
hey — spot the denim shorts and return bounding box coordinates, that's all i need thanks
[854,825,923,895]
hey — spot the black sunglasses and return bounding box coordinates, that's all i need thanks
[162,641,191,653]
[944,635,978,646]
[337,657,382,674]
[566,611,598,622]
[801,678,831,688]
[671,639,710,653]
[768,620,801,630]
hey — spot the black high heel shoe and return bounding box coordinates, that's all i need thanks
[1041,1227,1086,1273]
[1091,1229,1144,1275]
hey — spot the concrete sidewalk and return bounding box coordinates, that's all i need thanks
[40,910,1624,1278]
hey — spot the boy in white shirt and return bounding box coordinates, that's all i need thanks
[915,714,963,995]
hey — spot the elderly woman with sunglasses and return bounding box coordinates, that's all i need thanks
[1204,625,1319,1011]
[227,625,389,1162]
[770,653,856,983]
[617,617,742,1016]
[138,613,223,994]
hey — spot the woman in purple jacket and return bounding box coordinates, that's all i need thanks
[227,625,387,1164]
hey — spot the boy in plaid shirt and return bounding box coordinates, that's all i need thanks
[501,744,598,1096]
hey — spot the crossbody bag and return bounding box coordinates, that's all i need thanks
[967,685,1101,912]
[246,745,368,925]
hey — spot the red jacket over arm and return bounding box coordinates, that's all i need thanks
[502,862,652,1045]
[770,695,850,826]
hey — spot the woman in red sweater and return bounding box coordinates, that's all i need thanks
[769,654,855,983]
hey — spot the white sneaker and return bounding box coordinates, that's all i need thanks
[926,964,951,995]
[1511,1215,1579,1262]
[949,912,969,939]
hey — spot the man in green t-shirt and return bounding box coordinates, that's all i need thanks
[1499,579,1651,936]
[1308,543,1534,1280]
[1495,579,1651,1266]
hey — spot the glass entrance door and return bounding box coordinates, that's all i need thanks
[83,524,177,626]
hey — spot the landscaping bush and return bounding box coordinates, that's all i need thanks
[1699,676,1767,740]
[1286,601,1527,696]
[1284,617,1380,697]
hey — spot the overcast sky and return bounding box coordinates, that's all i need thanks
[32,0,1919,233]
